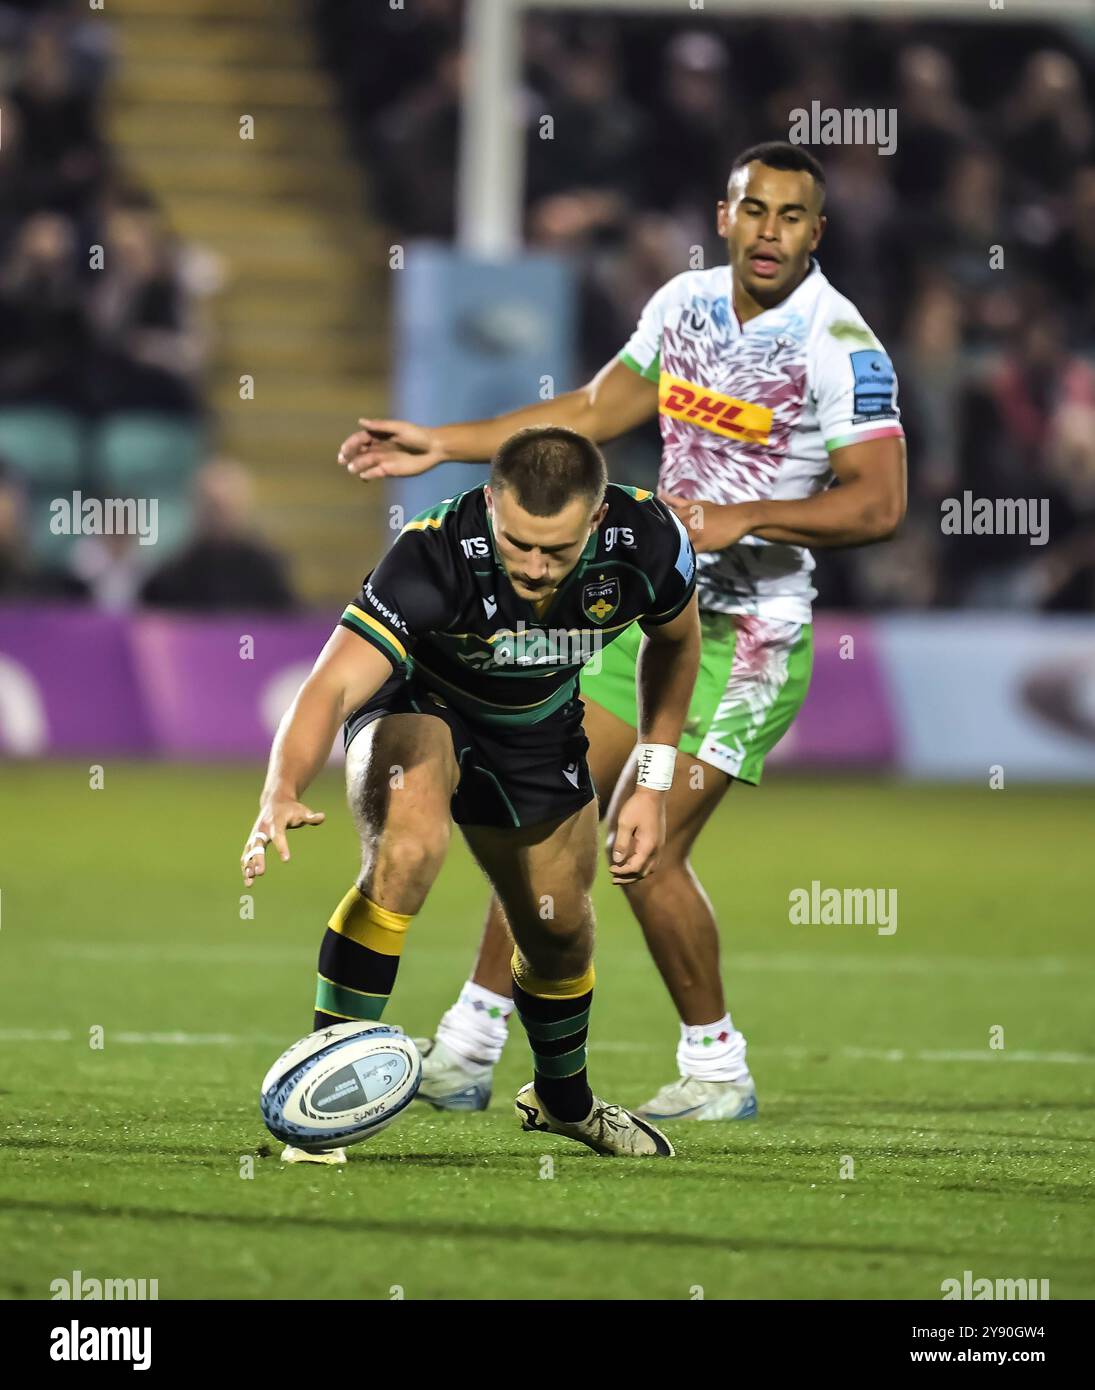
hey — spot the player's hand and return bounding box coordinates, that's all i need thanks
[607,787,666,885]
[337,418,446,481]
[659,491,758,553]
[240,798,326,886]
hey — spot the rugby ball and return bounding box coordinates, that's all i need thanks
[260,1021,421,1151]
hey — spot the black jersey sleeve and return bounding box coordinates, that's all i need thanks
[637,495,697,629]
[338,522,458,669]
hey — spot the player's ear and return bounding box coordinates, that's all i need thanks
[812,213,827,250]
[591,500,609,530]
[484,485,494,514]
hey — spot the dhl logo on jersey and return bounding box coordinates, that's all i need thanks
[659,373,773,445]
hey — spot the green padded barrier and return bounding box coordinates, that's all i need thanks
[92,413,205,493]
[0,408,84,489]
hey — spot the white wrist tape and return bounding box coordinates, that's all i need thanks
[636,743,676,791]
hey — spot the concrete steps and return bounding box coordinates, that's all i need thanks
[115,65,331,107]
[110,107,347,155]
[105,0,391,606]
[123,151,358,199]
[109,0,299,18]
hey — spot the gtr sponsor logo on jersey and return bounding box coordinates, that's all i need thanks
[582,575,620,625]
[849,349,897,421]
[658,373,774,445]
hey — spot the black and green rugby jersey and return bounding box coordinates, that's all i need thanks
[339,483,696,727]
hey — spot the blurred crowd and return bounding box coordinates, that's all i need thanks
[0,2,293,612]
[319,0,1095,612]
[3,3,1093,614]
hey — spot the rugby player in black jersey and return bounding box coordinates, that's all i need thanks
[240,426,700,1159]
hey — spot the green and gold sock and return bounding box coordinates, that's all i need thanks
[511,953,595,1122]
[313,887,411,1030]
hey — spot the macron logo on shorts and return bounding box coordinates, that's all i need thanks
[562,763,581,789]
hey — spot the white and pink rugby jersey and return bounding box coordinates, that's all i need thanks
[619,258,904,623]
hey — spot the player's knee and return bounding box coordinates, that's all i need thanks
[519,936,589,984]
[369,824,449,889]
[621,849,693,901]
[516,903,592,980]
[660,845,693,875]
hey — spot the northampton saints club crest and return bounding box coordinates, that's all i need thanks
[582,574,620,625]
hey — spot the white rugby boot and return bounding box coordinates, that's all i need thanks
[414,1036,493,1112]
[515,1083,674,1157]
[634,1074,758,1122]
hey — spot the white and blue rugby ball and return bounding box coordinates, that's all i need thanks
[260,1022,421,1151]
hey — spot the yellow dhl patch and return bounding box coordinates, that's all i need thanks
[658,373,773,444]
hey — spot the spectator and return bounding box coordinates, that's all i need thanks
[370,48,464,239]
[67,528,149,612]
[991,308,1095,480]
[645,32,743,223]
[885,145,1012,348]
[8,14,109,217]
[579,212,697,376]
[1040,166,1095,350]
[898,274,965,501]
[891,45,972,205]
[84,186,206,418]
[317,0,461,144]
[0,210,88,408]
[140,460,294,612]
[0,460,88,600]
[0,103,36,250]
[1038,386,1095,611]
[1001,51,1094,199]
[818,143,897,330]
[526,42,647,216]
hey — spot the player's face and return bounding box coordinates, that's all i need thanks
[487,487,607,600]
[717,162,825,304]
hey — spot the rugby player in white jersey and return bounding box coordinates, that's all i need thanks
[337,142,907,1121]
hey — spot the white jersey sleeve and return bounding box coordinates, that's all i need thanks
[809,313,904,455]
[618,272,692,383]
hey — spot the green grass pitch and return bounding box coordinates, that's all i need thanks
[1,763,1093,1301]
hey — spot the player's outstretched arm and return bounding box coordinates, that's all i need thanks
[240,630,393,885]
[337,356,658,481]
[661,435,907,553]
[609,593,702,886]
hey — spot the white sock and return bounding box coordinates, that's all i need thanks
[676,1014,751,1083]
[435,981,513,1068]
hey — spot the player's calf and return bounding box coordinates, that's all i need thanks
[313,887,414,1030]
[509,951,596,1123]
[315,715,456,1031]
